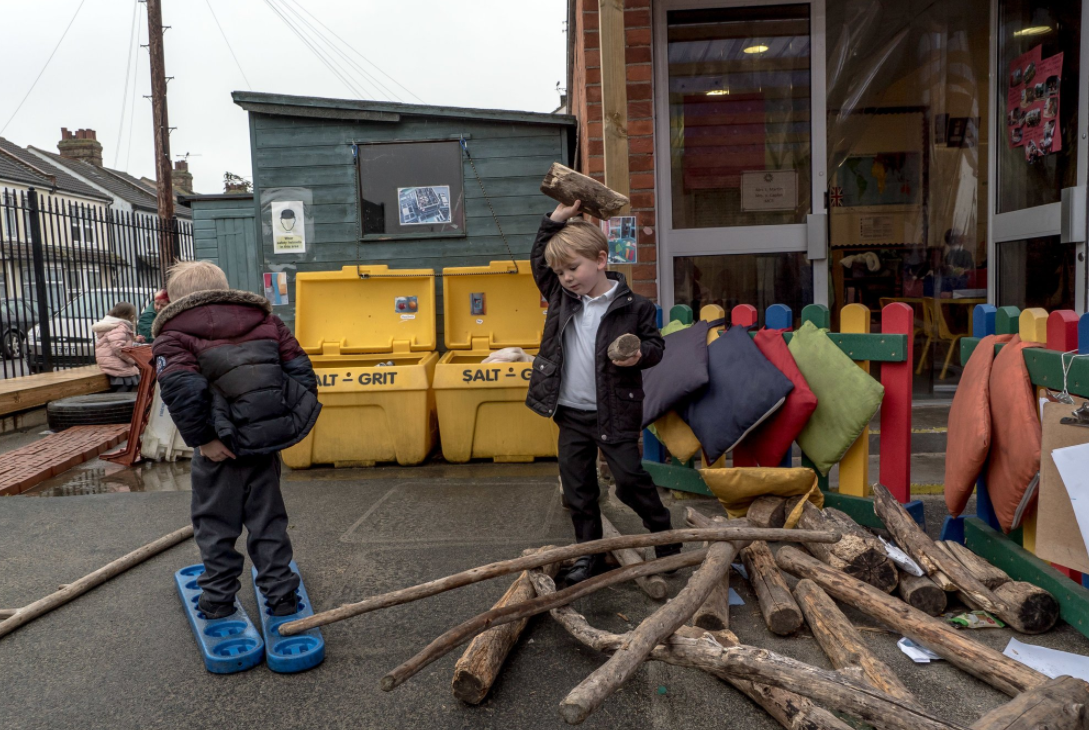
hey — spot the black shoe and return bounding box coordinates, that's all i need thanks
[654,543,683,574]
[563,555,605,586]
[197,594,236,620]
[269,593,299,617]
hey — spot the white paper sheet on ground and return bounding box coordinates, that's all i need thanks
[1003,638,1089,682]
[897,637,943,663]
[728,588,745,606]
[880,536,924,576]
[1054,443,1089,552]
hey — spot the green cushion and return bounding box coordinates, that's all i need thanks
[788,321,884,475]
[660,319,691,336]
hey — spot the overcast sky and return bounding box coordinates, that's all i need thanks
[1,0,568,194]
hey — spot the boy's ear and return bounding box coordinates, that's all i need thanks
[596,250,608,269]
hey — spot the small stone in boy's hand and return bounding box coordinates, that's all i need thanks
[607,334,641,361]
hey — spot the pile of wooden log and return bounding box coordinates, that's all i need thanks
[277,489,1079,729]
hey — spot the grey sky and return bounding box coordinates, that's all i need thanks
[1,0,568,194]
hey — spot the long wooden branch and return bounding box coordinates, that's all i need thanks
[558,537,745,724]
[873,484,1056,634]
[280,526,840,636]
[529,572,962,730]
[794,579,917,707]
[0,525,194,640]
[685,510,733,631]
[776,546,1046,696]
[381,549,708,691]
[600,514,668,600]
[528,570,855,730]
[451,551,561,705]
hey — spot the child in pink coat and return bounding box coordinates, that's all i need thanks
[92,302,140,391]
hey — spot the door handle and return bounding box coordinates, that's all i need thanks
[1061,186,1086,243]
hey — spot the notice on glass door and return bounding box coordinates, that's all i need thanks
[1007,45,1062,160]
[741,170,797,212]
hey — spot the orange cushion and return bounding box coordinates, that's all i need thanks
[944,334,1010,516]
[985,335,1043,532]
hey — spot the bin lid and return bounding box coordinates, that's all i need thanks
[295,265,436,355]
[443,260,545,350]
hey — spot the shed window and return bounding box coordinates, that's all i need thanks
[358,140,465,238]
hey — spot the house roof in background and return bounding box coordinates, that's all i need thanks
[0,138,111,202]
[30,148,160,213]
[232,91,577,127]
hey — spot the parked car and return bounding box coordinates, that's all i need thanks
[0,299,37,360]
[26,289,152,372]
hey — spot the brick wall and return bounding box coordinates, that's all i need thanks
[571,0,659,301]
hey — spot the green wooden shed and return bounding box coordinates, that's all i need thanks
[185,193,262,295]
[228,91,576,342]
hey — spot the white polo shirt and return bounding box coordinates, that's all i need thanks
[557,280,620,411]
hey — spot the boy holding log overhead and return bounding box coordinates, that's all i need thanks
[526,200,677,585]
[152,261,321,620]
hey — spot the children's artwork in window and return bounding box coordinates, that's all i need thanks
[601,216,637,264]
[397,186,451,225]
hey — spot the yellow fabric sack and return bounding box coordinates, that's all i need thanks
[698,467,822,521]
[653,410,701,462]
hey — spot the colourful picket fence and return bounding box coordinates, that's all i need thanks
[945,306,1089,637]
[642,300,924,529]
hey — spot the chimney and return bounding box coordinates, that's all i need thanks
[172,160,194,195]
[57,128,103,167]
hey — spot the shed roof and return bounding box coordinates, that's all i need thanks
[232,91,577,128]
[0,138,111,202]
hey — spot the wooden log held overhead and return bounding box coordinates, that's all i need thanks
[539,163,630,221]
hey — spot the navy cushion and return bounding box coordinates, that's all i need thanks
[682,324,794,462]
[641,320,715,428]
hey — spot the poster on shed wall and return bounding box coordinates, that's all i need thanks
[271,200,306,254]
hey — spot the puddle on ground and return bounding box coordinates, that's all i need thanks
[24,458,192,497]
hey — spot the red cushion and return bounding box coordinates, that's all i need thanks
[733,329,818,466]
[986,335,1043,532]
[944,334,1010,517]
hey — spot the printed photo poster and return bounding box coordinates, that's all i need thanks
[601,216,637,264]
[264,272,289,306]
[1007,45,1063,159]
[397,186,451,225]
[271,201,306,254]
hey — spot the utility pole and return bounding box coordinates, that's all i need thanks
[146,0,176,282]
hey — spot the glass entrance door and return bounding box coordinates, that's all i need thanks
[654,0,827,321]
[991,0,1088,314]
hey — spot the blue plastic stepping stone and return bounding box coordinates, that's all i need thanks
[251,561,325,674]
[174,564,264,674]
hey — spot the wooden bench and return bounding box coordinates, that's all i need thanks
[0,366,109,418]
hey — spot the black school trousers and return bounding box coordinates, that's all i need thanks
[555,405,673,544]
[190,451,299,607]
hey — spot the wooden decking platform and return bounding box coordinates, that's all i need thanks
[0,366,109,417]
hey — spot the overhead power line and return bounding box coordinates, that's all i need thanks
[204,0,252,90]
[262,0,364,99]
[124,2,144,170]
[271,0,379,98]
[1,0,89,136]
[114,0,141,167]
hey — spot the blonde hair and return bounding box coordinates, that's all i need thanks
[544,220,608,268]
[166,260,229,300]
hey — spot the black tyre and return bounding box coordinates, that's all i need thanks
[47,392,138,431]
[2,329,26,360]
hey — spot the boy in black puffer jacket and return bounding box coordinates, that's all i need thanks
[526,201,677,585]
[152,261,320,619]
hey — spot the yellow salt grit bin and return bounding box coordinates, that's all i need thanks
[433,260,558,462]
[282,265,438,468]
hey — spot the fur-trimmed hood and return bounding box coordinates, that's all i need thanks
[152,289,272,338]
[92,315,134,334]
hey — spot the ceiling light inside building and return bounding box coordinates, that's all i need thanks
[743,44,769,54]
[706,89,730,96]
[1014,25,1051,36]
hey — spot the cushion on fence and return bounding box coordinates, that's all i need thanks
[788,321,885,476]
[652,410,701,462]
[682,324,794,463]
[944,334,1012,517]
[986,335,1043,532]
[699,466,822,520]
[641,319,717,428]
[660,320,691,336]
[733,328,819,466]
